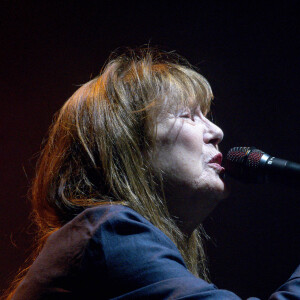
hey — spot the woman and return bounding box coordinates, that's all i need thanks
[6,48,299,299]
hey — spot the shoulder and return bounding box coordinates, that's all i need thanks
[75,204,183,266]
[78,204,176,245]
[76,205,194,297]
[78,204,155,229]
[49,204,177,251]
[47,204,174,247]
[14,205,244,299]
[76,207,242,299]
[47,204,184,274]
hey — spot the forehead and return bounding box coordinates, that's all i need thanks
[152,95,209,121]
[143,64,213,124]
[162,79,211,116]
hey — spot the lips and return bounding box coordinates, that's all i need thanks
[209,153,223,165]
[208,153,225,174]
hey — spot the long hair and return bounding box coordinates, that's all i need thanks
[5,48,213,298]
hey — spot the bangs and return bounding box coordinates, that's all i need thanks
[104,49,213,121]
[150,64,213,118]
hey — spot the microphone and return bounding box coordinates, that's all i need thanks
[224,147,300,189]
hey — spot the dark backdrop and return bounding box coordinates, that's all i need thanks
[1,1,299,299]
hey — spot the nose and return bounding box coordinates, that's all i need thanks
[203,119,224,146]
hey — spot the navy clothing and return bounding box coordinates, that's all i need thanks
[13,205,300,299]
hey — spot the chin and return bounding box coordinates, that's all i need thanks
[205,174,231,201]
[216,176,231,200]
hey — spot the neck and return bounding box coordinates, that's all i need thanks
[165,186,220,237]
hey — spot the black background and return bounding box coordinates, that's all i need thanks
[1,1,299,299]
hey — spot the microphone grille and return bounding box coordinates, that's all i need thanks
[246,149,264,168]
[225,147,251,181]
[225,146,266,183]
[226,147,251,163]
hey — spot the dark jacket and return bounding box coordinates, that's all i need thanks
[13,205,300,299]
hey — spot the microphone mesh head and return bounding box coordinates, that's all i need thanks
[224,147,251,181]
[246,149,264,168]
[226,147,250,163]
[224,146,265,183]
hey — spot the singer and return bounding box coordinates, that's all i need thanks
[5,48,299,299]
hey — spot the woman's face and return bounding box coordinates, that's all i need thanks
[151,104,230,233]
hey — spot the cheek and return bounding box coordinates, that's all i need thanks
[155,123,205,175]
[157,119,203,148]
[180,128,203,154]
[175,125,204,162]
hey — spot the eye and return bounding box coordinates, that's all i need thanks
[180,111,193,120]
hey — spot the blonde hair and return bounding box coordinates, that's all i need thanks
[5,48,213,299]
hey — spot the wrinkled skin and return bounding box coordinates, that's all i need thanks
[151,105,230,235]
